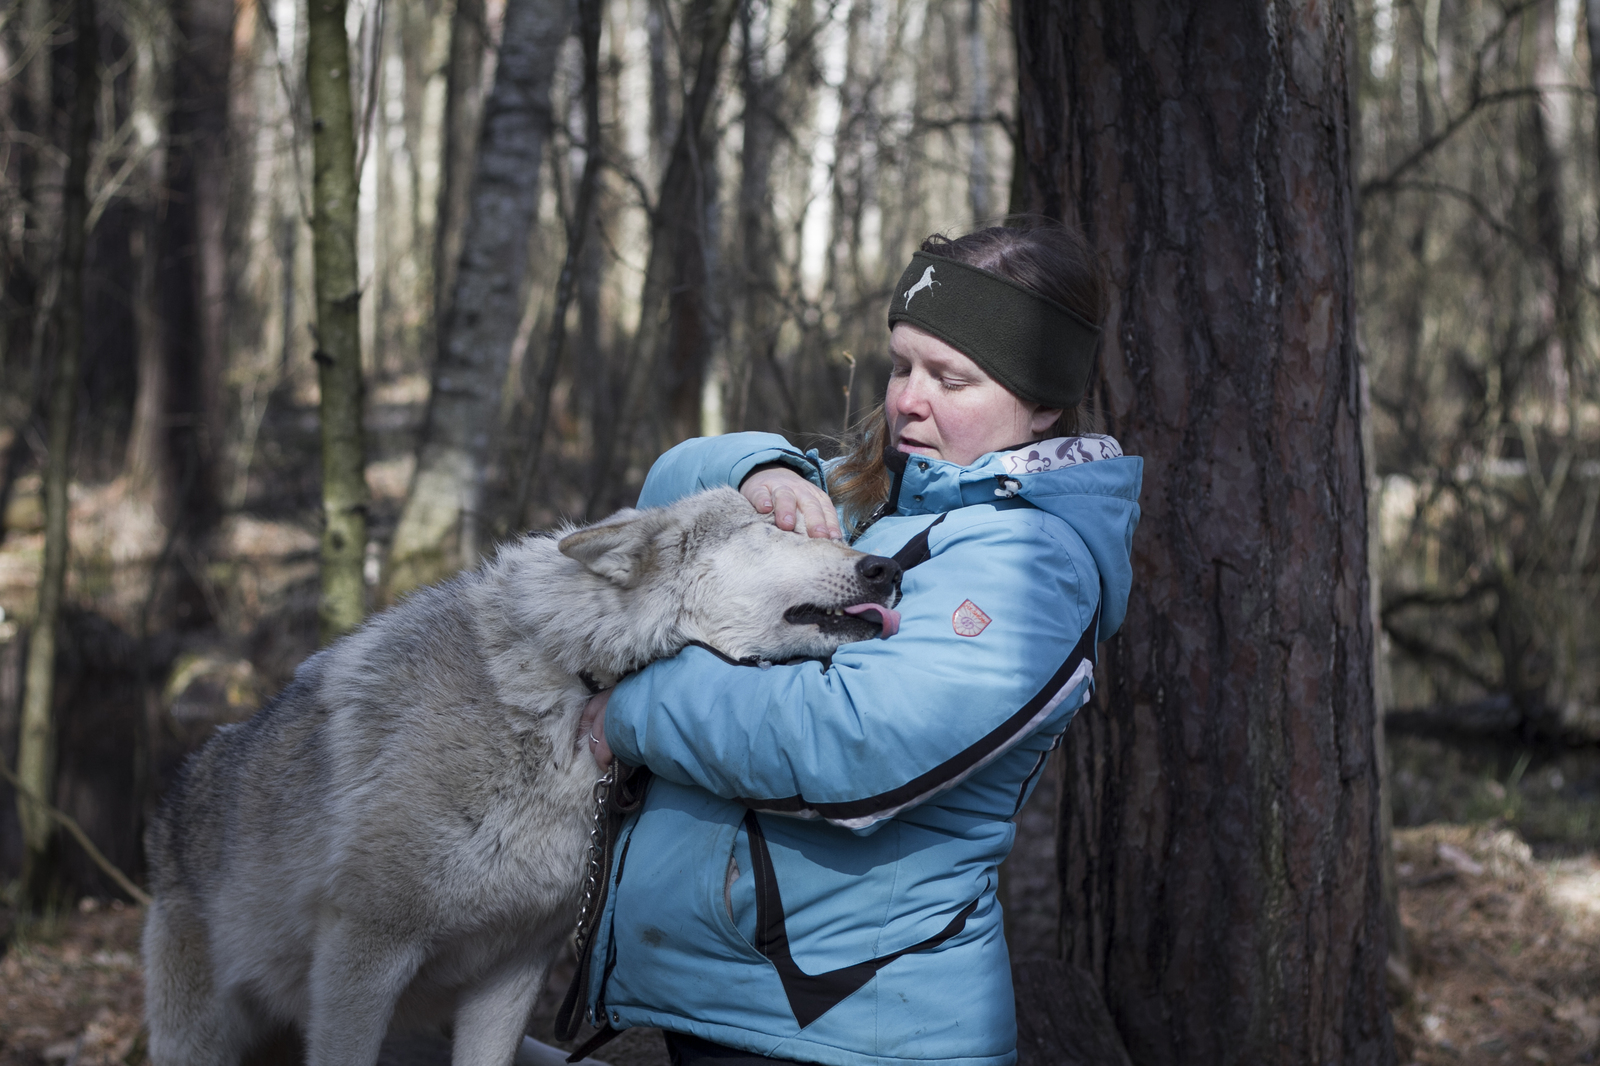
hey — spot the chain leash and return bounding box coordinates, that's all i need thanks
[573,764,616,945]
[558,761,651,1044]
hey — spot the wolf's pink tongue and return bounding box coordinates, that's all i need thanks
[843,603,901,638]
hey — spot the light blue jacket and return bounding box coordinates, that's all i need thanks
[588,431,1142,1066]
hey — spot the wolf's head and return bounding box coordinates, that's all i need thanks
[558,487,902,663]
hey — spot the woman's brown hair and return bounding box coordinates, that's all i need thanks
[830,220,1109,535]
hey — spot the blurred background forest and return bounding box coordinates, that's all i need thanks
[2,0,1600,1061]
[0,0,1019,895]
[0,0,1598,964]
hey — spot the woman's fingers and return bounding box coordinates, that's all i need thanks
[772,484,803,532]
[772,483,840,539]
[797,488,841,540]
[739,467,842,539]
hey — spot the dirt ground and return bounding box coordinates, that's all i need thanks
[0,900,144,1065]
[1390,824,1600,1065]
[3,820,1599,1065]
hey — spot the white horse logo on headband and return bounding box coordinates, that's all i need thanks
[903,266,940,308]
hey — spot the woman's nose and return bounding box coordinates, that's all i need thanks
[890,374,930,416]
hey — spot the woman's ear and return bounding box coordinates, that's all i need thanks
[1029,405,1063,435]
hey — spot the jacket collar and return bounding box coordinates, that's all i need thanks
[888,435,1125,517]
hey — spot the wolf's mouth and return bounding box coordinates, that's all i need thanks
[783,602,902,638]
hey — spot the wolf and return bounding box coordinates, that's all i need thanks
[143,487,902,1066]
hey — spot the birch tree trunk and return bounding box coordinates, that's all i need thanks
[1014,3,1394,1062]
[386,0,572,599]
[307,0,369,641]
[17,0,97,909]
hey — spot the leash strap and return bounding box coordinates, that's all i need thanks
[555,762,653,1045]
[565,1024,623,1063]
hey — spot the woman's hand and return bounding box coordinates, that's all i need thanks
[580,690,613,770]
[740,464,842,540]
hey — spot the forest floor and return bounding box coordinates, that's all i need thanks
[1390,824,1600,1064]
[4,818,1600,1064]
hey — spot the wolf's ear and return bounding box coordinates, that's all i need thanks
[558,511,658,587]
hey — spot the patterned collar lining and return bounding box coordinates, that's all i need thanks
[997,435,1123,476]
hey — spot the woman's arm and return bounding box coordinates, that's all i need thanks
[636,432,821,507]
[635,432,840,539]
[600,510,1100,829]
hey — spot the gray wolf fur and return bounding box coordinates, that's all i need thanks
[143,488,902,1066]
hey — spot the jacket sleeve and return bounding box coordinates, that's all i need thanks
[635,432,827,508]
[602,509,1100,830]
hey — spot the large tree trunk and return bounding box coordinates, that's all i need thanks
[16,0,97,911]
[307,0,370,641]
[385,0,572,600]
[1014,4,1393,1064]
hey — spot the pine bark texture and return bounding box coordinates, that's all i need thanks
[386,0,573,599]
[307,0,369,641]
[17,0,97,906]
[1013,3,1393,1064]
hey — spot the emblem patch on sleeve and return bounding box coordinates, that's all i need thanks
[952,599,992,637]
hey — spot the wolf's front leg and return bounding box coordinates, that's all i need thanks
[450,954,554,1066]
[305,919,428,1066]
[144,900,263,1066]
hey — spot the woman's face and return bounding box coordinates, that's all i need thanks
[886,324,1061,467]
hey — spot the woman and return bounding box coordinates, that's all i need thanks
[577,222,1141,1066]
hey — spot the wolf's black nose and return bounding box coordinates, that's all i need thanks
[856,555,902,598]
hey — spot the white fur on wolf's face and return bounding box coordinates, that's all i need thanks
[658,498,899,663]
[556,487,900,665]
[676,517,896,661]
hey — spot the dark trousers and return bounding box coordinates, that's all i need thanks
[663,1031,812,1066]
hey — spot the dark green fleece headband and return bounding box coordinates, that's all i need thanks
[886,252,1101,409]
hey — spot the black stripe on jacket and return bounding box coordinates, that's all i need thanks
[736,608,1099,829]
[742,809,981,1028]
